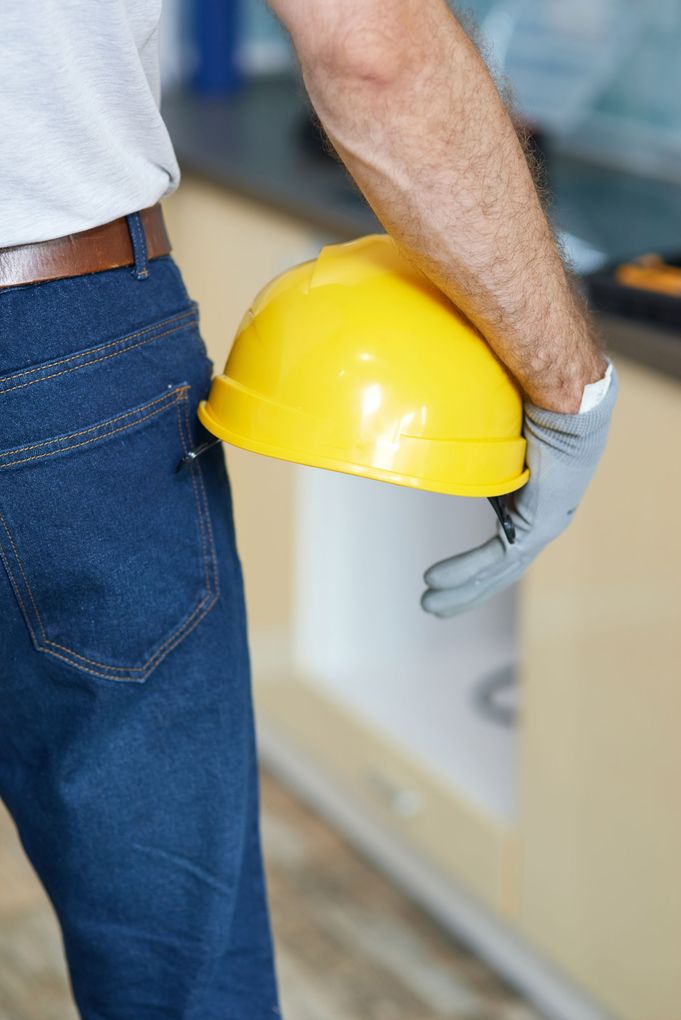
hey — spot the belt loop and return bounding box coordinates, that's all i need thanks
[126,212,149,280]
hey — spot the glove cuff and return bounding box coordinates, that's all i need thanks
[525,359,619,439]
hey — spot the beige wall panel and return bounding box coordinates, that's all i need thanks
[255,674,513,912]
[519,356,681,1020]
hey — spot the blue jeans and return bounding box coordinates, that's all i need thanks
[0,220,281,1018]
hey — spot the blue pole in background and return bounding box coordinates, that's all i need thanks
[192,0,242,96]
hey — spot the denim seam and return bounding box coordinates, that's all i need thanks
[128,213,149,280]
[175,401,209,595]
[187,408,219,599]
[0,391,220,681]
[177,399,221,604]
[0,387,189,463]
[0,319,196,399]
[0,514,41,650]
[0,307,195,386]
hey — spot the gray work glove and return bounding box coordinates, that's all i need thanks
[421,361,618,618]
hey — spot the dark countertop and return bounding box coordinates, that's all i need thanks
[163,77,681,382]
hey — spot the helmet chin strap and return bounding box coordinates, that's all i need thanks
[488,496,516,544]
[176,437,221,473]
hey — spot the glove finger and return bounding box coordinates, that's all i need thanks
[423,535,506,589]
[421,584,498,618]
[421,559,525,618]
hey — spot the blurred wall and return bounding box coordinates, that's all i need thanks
[241,0,291,72]
[160,0,681,177]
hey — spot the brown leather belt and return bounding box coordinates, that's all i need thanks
[0,204,171,289]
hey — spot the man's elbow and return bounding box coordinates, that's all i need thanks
[294,17,410,88]
[272,0,441,86]
[321,28,407,86]
[270,0,423,86]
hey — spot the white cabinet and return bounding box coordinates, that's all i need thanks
[292,468,519,825]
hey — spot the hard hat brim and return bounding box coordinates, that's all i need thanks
[198,399,530,499]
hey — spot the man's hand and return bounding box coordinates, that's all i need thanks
[422,365,618,617]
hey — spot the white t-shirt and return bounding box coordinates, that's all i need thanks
[1,0,180,247]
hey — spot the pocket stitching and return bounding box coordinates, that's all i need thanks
[0,307,196,387]
[18,595,218,683]
[0,315,197,398]
[42,593,217,678]
[0,386,190,467]
[0,389,220,681]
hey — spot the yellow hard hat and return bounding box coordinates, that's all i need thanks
[198,235,528,536]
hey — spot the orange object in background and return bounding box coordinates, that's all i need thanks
[615,254,681,297]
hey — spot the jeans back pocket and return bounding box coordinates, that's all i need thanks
[0,385,219,682]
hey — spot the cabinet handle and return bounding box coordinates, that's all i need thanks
[363,767,424,818]
[471,664,518,728]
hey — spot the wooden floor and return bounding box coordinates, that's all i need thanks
[0,767,543,1020]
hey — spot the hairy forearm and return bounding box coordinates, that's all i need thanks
[274,0,605,412]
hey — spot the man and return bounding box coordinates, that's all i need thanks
[0,2,615,1017]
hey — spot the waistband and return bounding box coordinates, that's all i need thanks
[0,205,171,290]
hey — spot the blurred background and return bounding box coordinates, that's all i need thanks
[2,3,680,1019]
